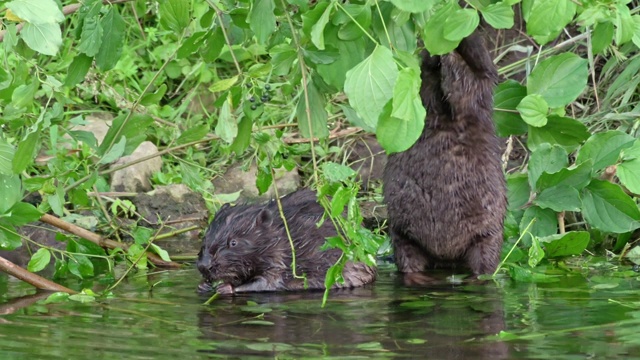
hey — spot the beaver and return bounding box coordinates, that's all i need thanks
[196,189,376,294]
[382,33,507,284]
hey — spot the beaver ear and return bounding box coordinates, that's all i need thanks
[256,209,273,226]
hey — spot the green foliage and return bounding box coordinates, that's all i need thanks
[0,0,639,290]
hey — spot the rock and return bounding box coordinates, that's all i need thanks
[72,113,113,144]
[132,184,208,255]
[212,162,300,202]
[110,141,162,193]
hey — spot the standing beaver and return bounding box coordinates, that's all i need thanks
[383,33,507,283]
[197,189,376,294]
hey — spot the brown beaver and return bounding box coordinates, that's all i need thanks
[196,189,376,294]
[382,33,507,283]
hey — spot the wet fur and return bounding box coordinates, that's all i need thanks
[382,34,507,277]
[197,189,376,293]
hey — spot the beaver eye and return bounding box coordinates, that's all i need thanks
[229,239,238,247]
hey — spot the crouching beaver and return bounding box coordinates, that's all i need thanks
[383,33,507,284]
[197,189,376,294]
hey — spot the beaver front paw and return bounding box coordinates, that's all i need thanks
[216,283,234,294]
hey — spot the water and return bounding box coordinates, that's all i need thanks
[1,264,640,359]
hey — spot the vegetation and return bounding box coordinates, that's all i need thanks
[0,0,639,297]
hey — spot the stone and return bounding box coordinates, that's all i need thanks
[212,162,300,202]
[110,141,162,193]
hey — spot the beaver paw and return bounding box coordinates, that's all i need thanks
[216,283,234,294]
[197,281,213,293]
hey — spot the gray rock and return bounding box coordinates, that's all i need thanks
[212,162,300,202]
[110,141,162,193]
[72,113,113,144]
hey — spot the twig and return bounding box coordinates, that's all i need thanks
[39,213,181,268]
[0,256,76,294]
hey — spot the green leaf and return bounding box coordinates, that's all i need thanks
[321,162,356,183]
[248,0,276,45]
[377,83,425,154]
[77,16,103,57]
[528,236,545,267]
[507,173,530,211]
[344,45,398,130]
[98,136,126,165]
[64,54,93,87]
[95,8,126,71]
[140,84,167,106]
[159,0,191,33]
[614,3,634,45]
[20,22,62,56]
[256,167,272,195]
[0,138,16,175]
[209,76,239,93]
[534,185,581,212]
[422,1,461,55]
[229,116,252,154]
[150,243,172,262]
[4,201,42,226]
[526,0,577,45]
[576,130,634,171]
[391,67,424,122]
[493,80,528,136]
[528,144,568,191]
[296,81,329,139]
[443,8,479,41]
[177,125,209,145]
[0,174,22,214]
[519,206,559,245]
[536,161,592,191]
[618,140,640,194]
[27,248,51,272]
[68,255,94,279]
[517,94,548,127]
[581,180,640,233]
[98,113,153,156]
[592,22,613,54]
[310,2,333,50]
[6,0,64,24]
[388,0,437,13]
[12,130,39,174]
[527,53,588,108]
[527,115,590,152]
[481,1,515,29]
[540,231,589,258]
[215,96,237,144]
[10,81,39,110]
[0,225,22,250]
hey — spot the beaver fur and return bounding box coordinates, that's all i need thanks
[197,189,376,293]
[382,33,507,282]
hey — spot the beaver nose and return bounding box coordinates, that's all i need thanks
[197,251,213,275]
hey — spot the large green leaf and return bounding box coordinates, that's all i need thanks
[527,53,588,108]
[540,231,590,258]
[64,54,93,87]
[159,0,191,33]
[422,1,461,55]
[0,174,22,214]
[296,81,329,139]
[507,173,530,211]
[519,206,558,245]
[77,16,103,57]
[481,1,515,29]
[4,201,42,226]
[517,94,548,127]
[0,137,16,175]
[528,144,568,191]
[576,130,634,171]
[536,161,592,191]
[388,0,438,13]
[20,22,62,55]
[618,139,640,194]
[95,8,125,71]
[581,180,640,233]
[215,96,238,144]
[526,0,577,45]
[249,0,277,45]
[12,130,39,174]
[534,185,581,212]
[0,224,22,250]
[344,45,398,130]
[6,0,64,24]
[27,248,51,272]
[377,99,424,154]
[443,8,479,41]
[527,115,590,152]
[309,1,332,50]
[493,80,528,136]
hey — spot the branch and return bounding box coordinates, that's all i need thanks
[0,256,76,294]
[40,214,181,269]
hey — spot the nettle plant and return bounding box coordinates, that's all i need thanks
[0,0,639,284]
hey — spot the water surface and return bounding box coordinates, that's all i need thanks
[1,264,640,359]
